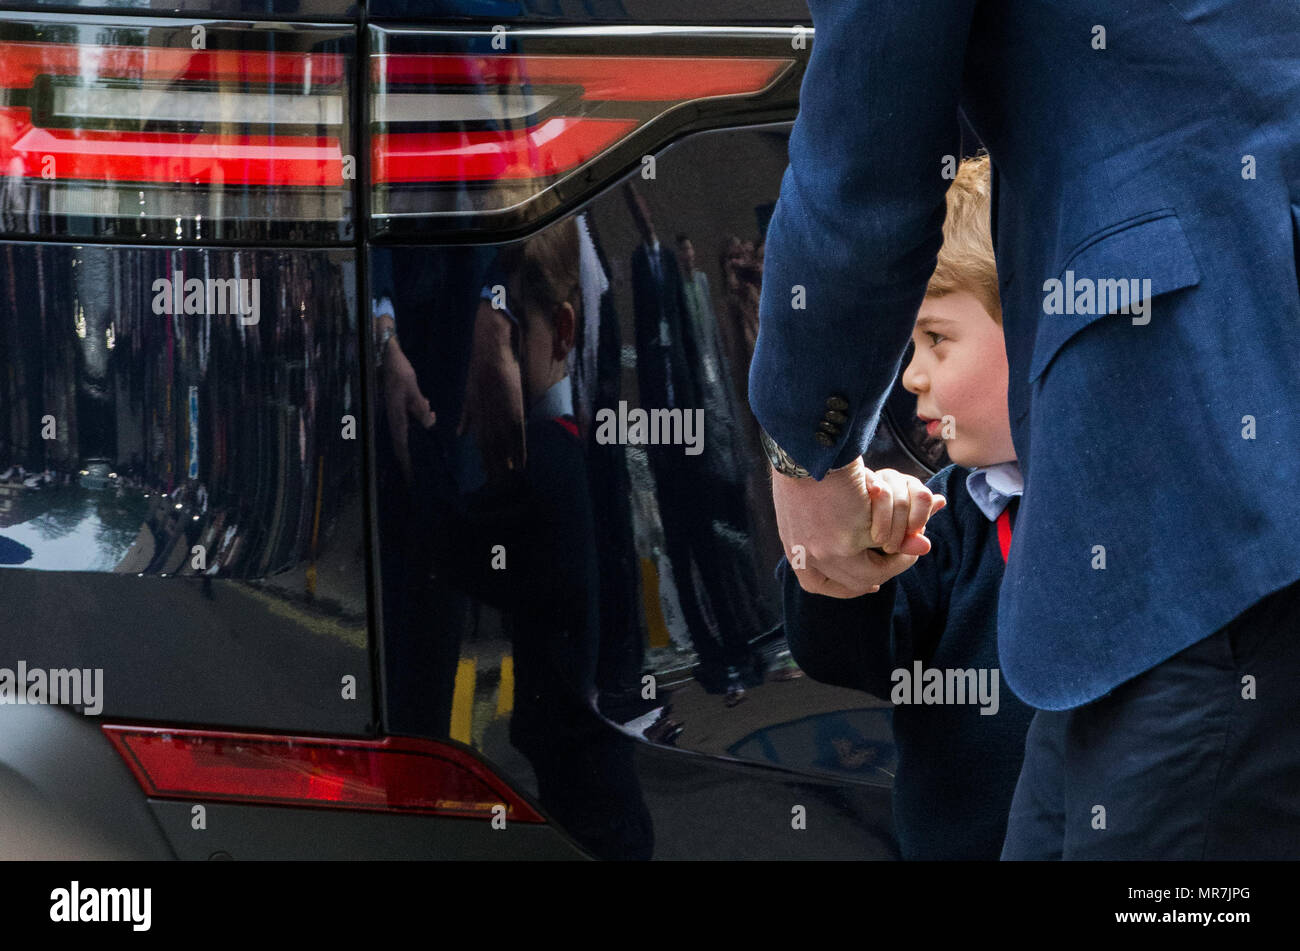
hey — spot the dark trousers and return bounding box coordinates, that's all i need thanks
[1002,577,1300,859]
[647,447,756,670]
[587,436,645,697]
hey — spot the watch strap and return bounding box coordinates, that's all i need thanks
[759,427,812,479]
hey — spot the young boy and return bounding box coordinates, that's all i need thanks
[779,154,1035,860]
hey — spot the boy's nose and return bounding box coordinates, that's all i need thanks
[901,355,926,394]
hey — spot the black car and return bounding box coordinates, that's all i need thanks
[0,0,959,860]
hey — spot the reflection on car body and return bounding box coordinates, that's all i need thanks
[0,3,955,861]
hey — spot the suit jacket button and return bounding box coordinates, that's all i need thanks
[823,409,847,425]
[818,420,839,435]
[825,395,849,412]
[815,432,835,447]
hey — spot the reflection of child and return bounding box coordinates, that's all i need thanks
[438,220,654,861]
[779,155,1035,860]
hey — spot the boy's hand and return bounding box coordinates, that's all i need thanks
[866,468,947,556]
[777,460,945,599]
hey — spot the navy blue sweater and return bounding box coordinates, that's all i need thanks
[779,464,1035,860]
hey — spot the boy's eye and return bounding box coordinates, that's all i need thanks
[925,331,947,346]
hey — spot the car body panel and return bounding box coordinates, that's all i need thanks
[0,705,175,859]
[0,1,953,860]
[0,242,373,733]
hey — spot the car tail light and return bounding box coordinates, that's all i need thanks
[103,725,545,822]
[0,15,353,243]
[370,26,801,238]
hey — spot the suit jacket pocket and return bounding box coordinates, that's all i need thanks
[1028,210,1201,384]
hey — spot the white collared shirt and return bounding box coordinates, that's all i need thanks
[965,460,1024,522]
[528,376,574,424]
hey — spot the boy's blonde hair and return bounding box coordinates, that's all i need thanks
[926,153,1001,326]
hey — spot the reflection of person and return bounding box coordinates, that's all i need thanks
[458,292,527,490]
[718,235,761,410]
[753,1,1300,859]
[373,296,434,487]
[714,231,786,582]
[573,214,654,724]
[624,185,765,695]
[436,219,655,860]
[675,235,742,488]
[780,157,1034,859]
[371,245,491,739]
[675,233,774,641]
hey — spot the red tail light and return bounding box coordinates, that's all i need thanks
[373,114,641,185]
[370,26,799,234]
[371,53,786,184]
[0,21,804,241]
[103,725,545,823]
[0,16,353,243]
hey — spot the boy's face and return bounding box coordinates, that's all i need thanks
[901,290,1016,468]
[520,297,575,409]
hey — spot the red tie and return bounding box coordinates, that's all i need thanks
[997,497,1019,563]
[552,415,579,439]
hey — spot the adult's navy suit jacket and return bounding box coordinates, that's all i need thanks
[750,1,1300,710]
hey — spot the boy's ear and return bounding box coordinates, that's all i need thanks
[551,301,576,359]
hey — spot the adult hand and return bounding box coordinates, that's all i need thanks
[381,333,435,485]
[774,457,945,599]
[458,298,526,487]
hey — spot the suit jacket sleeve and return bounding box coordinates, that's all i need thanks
[750,0,979,477]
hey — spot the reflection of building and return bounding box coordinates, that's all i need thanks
[0,243,362,591]
[0,482,26,528]
[0,479,150,572]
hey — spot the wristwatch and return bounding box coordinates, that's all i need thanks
[373,295,398,370]
[375,323,398,369]
[759,427,812,479]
